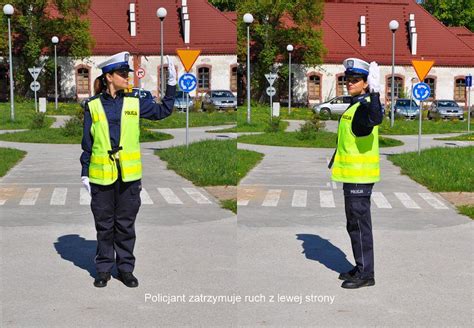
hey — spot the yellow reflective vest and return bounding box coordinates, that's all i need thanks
[88,96,142,185]
[331,97,380,183]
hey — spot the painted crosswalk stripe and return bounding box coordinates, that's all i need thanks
[418,193,448,209]
[80,188,91,205]
[50,188,67,205]
[372,192,392,209]
[0,199,6,205]
[183,187,212,204]
[292,190,307,207]
[237,189,254,206]
[157,188,183,204]
[320,190,336,208]
[20,188,41,206]
[140,188,154,205]
[394,192,420,209]
[262,189,281,207]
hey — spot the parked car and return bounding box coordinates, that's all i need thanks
[393,98,420,119]
[174,91,194,112]
[428,100,464,120]
[312,96,352,116]
[201,90,237,111]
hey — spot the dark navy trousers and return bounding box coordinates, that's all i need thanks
[90,178,142,273]
[343,183,374,279]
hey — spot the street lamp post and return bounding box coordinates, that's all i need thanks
[243,13,253,124]
[52,36,59,111]
[157,7,167,99]
[4,4,14,121]
[389,20,399,128]
[287,44,293,114]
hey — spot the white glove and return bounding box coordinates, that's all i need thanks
[167,55,177,86]
[367,61,380,93]
[81,176,91,195]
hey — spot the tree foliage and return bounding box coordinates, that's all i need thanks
[422,0,474,32]
[0,0,94,95]
[208,0,236,12]
[237,0,325,101]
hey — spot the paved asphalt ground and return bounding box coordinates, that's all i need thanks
[1,117,473,327]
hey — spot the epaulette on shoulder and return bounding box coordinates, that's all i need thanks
[81,94,100,111]
[124,92,139,98]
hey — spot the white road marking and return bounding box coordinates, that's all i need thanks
[0,199,5,206]
[50,188,67,205]
[291,190,307,207]
[182,187,212,204]
[0,188,12,205]
[262,189,281,207]
[332,182,337,189]
[394,192,420,209]
[418,193,448,209]
[140,188,154,205]
[80,188,91,205]
[372,192,392,209]
[320,190,336,208]
[19,188,41,206]
[158,188,183,205]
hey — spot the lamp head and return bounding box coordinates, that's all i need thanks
[389,20,399,32]
[51,36,59,44]
[157,7,167,19]
[3,4,14,16]
[243,13,254,24]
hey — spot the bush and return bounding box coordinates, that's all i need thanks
[29,112,47,129]
[61,116,83,137]
[265,117,281,132]
[295,114,325,140]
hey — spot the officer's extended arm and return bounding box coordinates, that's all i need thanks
[80,106,93,177]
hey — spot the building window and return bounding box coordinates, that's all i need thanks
[198,66,211,91]
[336,75,347,96]
[454,78,466,101]
[230,66,237,92]
[76,67,90,95]
[386,76,404,100]
[423,77,436,100]
[307,74,321,101]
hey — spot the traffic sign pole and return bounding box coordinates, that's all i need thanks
[178,73,198,149]
[466,74,472,133]
[412,82,431,155]
[186,92,189,147]
[418,100,422,155]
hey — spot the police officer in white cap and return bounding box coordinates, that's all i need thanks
[328,57,383,289]
[80,51,177,288]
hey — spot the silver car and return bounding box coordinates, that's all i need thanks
[201,90,237,111]
[312,96,352,116]
[174,91,194,112]
[428,100,464,120]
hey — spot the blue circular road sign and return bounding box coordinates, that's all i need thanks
[178,73,197,93]
[413,82,431,101]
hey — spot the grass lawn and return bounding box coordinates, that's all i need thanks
[0,128,173,144]
[220,199,237,214]
[388,146,474,192]
[434,133,474,141]
[1,102,55,129]
[0,147,27,177]
[380,118,470,135]
[230,106,288,133]
[457,205,474,220]
[237,148,264,183]
[141,110,236,129]
[237,131,403,148]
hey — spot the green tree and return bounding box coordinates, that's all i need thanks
[237,0,325,102]
[0,0,94,96]
[208,0,237,11]
[422,0,474,32]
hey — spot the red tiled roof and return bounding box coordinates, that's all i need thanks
[88,0,236,56]
[321,0,474,66]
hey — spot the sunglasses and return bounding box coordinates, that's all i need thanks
[113,70,129,79]
[346,77,364,84]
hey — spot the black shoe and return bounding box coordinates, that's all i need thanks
[94,272,111,288]
[341,277,375,289]
[338,267,358,281]
[119,272,139,288]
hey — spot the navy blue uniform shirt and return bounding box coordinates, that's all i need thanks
[80,85,176,177]
[350,92,384,137]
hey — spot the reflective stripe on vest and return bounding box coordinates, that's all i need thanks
[88,96,142,185]
[331,97,380,183]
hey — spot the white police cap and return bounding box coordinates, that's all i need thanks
[343,58,369,76]
[98,51,134,74]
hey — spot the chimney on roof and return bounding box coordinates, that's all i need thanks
[409,13,417,55]
[360,16,366,47]
[129,3,136,37]
[181,0,190,44]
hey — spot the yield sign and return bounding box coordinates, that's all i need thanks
[176,49,201,72]
[411,60,435,82]
[28,67,42,81]
[265,73,278,86]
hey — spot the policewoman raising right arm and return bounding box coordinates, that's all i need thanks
[80,51,176,288]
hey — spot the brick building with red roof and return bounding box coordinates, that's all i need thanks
[295,0,473,107]
[59,0,237,99]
